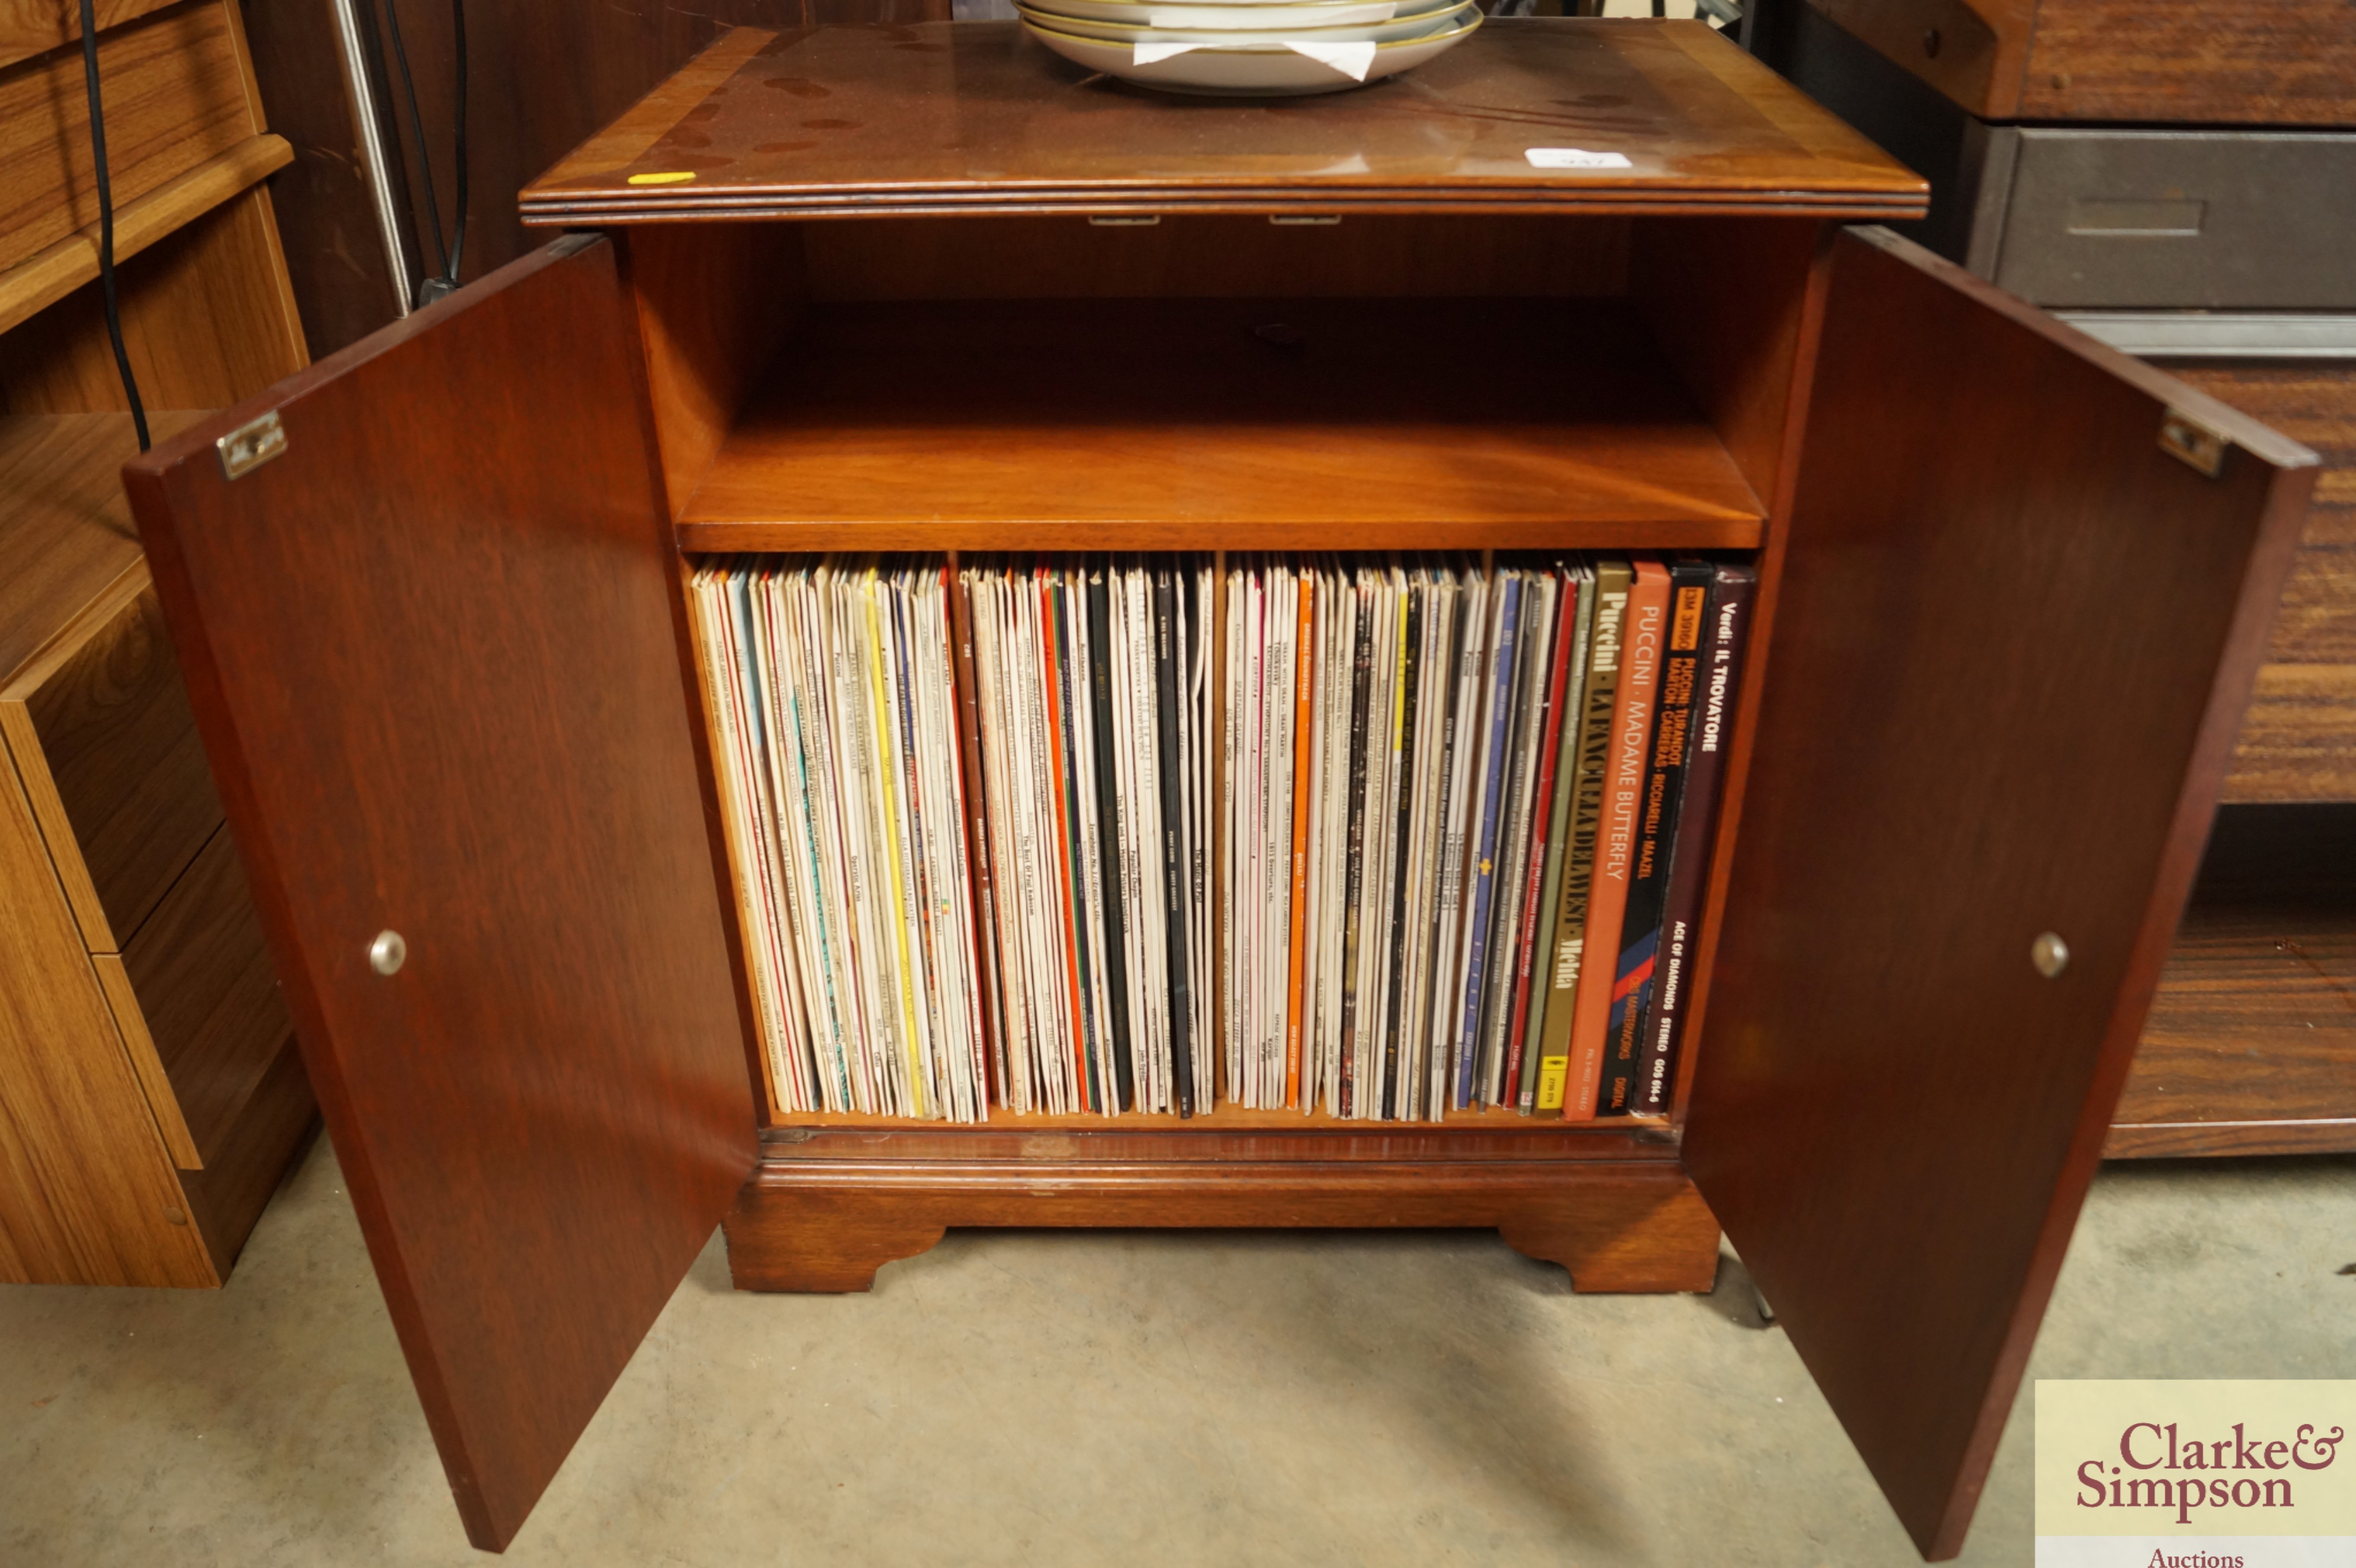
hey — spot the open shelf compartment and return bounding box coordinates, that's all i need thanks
[674,296,1766,553]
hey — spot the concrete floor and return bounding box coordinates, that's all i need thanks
[2,1141,2349,1567]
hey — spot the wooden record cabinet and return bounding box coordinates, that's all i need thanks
[121,19,2315,1562]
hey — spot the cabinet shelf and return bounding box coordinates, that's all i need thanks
[773,1104,1675,1135]
[674,297,1765,553]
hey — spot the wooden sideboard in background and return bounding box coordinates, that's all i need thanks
[1761,0,2356,1159]
[0,0,316,1284]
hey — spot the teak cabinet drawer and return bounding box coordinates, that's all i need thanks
[1,564,225,950]
[93,825,291,1172]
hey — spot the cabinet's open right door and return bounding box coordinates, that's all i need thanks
[1682,228,2317,1560]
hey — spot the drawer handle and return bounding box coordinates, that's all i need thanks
[369,929,408,976]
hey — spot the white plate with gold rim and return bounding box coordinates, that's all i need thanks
[1019,0,1470,44]
[1022,6,1479,94]
[1021,0,1454,30]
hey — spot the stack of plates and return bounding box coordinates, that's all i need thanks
[1019,0,1482,97]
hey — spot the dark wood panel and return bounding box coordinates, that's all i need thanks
[1,569,222,948]
[117,825,288,1163]
[621,223,806,519]
[1630,216,1822,512]
[2165,364,2356,805]
[798,214,1633,303]
[236,0,415,356]
[727,1145,1719,1294]
[1685,228,2314,1561]
[524,22,1926,226]
[124,237,757,1550]
[2017,0,2356,126]
[678,298,1765,540]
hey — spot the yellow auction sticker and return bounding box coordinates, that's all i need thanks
[2038,1381,2353,1567]
[627,171,697,186]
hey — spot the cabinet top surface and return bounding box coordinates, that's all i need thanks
[522,19,1926,223]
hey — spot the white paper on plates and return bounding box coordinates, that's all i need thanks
[1146,0,1394,22]
[1133,37,1377,76]
[1285,38,1378,76]
[1525,147,1634,169]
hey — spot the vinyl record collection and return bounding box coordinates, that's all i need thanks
[690,552,1754,1124]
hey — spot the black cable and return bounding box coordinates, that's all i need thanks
[381,0,449,296]
[446,0,467,287]
[78,0,148,452]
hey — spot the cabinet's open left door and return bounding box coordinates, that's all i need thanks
[1683,228,2316,1560]
[124,237,757,1552]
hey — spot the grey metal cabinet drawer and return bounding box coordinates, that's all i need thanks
[1979,130,2356,310]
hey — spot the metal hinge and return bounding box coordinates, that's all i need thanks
[215,411,287,481]
[2159,408,2229,478]
[1088,214,1160,227]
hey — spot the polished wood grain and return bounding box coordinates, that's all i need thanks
[2111,904,2356,1157]
[1798,0,2356,126]
[0,133,291,338]
[112,824,289,1167]
[2108,804,2356,1159]
[622,223,807,520]
[2,566,223,949]
[0,0,179,70]
[0,185,309,413]
[726,1131,1717,1294]
[90,950,202,1167]
[0,745,216,1285]
[2015,0,2356,126]
[0,0,256,273]
[1684,228,2314,1561]
[124,237,758,1551]
[675,297,1764,550]
[1631,216,1822,509]
[2164,365,2356,805]
[798,213,1633,303]
[523,22,1926,226]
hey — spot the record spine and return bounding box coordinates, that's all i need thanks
[1335,577,1376,1119]
[1598,558,1712,1116]
[1636,563,1756,1117]
[1380,574,1423,1120]
[1561,559,1669,1121]
[1454,573,1522,1110]
[1532,560,1630,1112]
[1155,568,1196,1118]
[1502,567,1580,1111]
